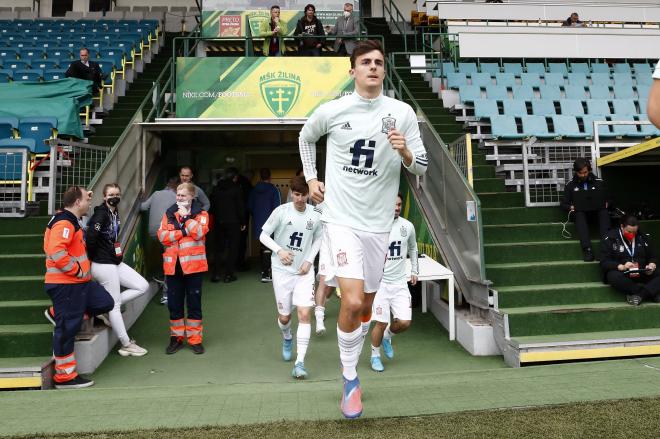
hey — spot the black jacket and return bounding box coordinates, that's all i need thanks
[560,172,607,212]
[600,228,657,277]
[65,60,106,90]
[294,16,325,48]
[210,179,246,225]
[86,203,122,265]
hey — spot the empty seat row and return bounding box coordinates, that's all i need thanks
[0,117,57,153]
[474,98,648,118]
[0,68,67,82]
[459,84,649,101]
[441,61,655,75]
[0,19,159,30]
[447,72,652,88]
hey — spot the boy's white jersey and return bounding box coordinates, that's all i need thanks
[382,216,418,284]
[262,202,322,275]
[299,92,428,233]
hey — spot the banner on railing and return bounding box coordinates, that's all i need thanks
[176,57,353,119]
[399,174,443,265]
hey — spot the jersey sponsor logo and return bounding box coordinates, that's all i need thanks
[62,227,70,239]
[381,116,396,134]
[337,250,348,267]
[389,240,402,257]
[340,122,352,130]
[343,139,378,176]
[289,231,303,249]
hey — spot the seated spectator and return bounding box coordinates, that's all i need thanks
[649,60,660,128]
[329,2,358,56]
[601,215,659,306]
[560,158,610,262]
[294,4,325,56]
[562,12,584,27]
[259,5,288,57]
[65,48,106,94]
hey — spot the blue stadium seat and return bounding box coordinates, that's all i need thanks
[638,99,648,114]
[586,99,611,115]
[567,73,588,86]
[0,69,11,83]
[0,48,19,60]
[522,115,552,138]
[612,99,638,115]
[503,100,528,117]
[44,69,66,81]
[636,73,653,85]
[613,84,634,99]
[0,139,32,181]
[610,114,640,136]
[0,117,18,139]
[13,69,42,82]
[5,60,31,70]
[470,72,493,87]
[571,63,590,74]
[548,63,568,74]
[18,117,57,153]
[560,99,585,116]
[544,73,565,86]
[458,62,478,74]
[447,72,467,89]
[612,73,633,85]
[36,40,61,49]
[539,85,561,100]
[480,62,500,74]
[590,73,611,86]
[459,85,482,103]
[473,99,499,118]
[531,99,556,116]
[46,47,72,59]
[639,118,660,137]
[613,63,631,73]
[637,85,650,99]
[486,84,509,100]
[588,85,611,99]
[564,85,587,99]
[521,73,541,86]
[19,47,44,59]
[503,62,523,74]
[32,59,59,70]
[582,115,613,137]
[490,115,520,139]
[526,63,545,74]
[441,61,455,74]
[633,63,651,75]
[552,115,582,138]
[591,63,610,74]
[512,85,534,100]
[495,73,516,87]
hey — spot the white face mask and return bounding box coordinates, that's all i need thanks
[177,200,191,210]
[343,11,351,18]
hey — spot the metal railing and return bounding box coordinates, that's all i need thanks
[382,0,410,52]
[0,147,28,217]
[448,134,474,187]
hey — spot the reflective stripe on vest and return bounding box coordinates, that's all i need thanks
[163,256,173,263]
[179,240,204,250]
[179,254,207,263]
[48,250,67,262]
[46,254,88,274]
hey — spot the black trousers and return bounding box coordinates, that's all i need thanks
[214,222,241,276]
[606,270,660,298]
[260,243,272,275]
[574,208,610,250]
[167,271,203,320]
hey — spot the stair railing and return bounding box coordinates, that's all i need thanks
[382,0,409,53]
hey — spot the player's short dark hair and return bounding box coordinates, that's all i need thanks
[304,3,315,12]
[62,186,84,208]
[290,176,309,195]
[270,5,280,11]
[573,157,591,172]
[622,215,638,227]
[260,168,271,180]
[350,40,385,69]
[397,192,403,200]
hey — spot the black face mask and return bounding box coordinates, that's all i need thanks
[107,197,120,207]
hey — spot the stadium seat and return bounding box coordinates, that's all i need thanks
[638,99,648,114]
[637,86,650,99]
[564,85,587,99]
[19,47,44,59]
[17,117,57,153]
[610,114,640,136]
[43,69,66,80]
[531,99,556,116]
[560,99,585,116]
[590,73,611,86]
[613,63,631,73]
[470,72,493,87]
[441,61,455,74]
[5,59,30,70]
[548,63,568,74]
[612,73,633,85]
[526,63,545,74]
[0,48,19,60]
[539,85,561,100]
[479,62,500,74]
[473,99,499,118]
[482,84,507,100]
[521,73,541,86]
[13,69,42,82]
[490,115,520,138]
[447,72,467,89]
[522,115,551,138]
[503,100,528,117]
[588,85,611,99]
[503,62,523,74]
[613,84,635,99]
[552,115,582,138]
[582,115,613,137]
[512,85,534,100]
[570,63,590,74]
[567,73,588,86]
[587,99,611,115]
[495,73,516,87]
[636,73,653,85]
[0,138,32,181]
[46,48,72,60]
[544,73,565,86]
[633,63,652,76]
[639,118,660,137]
[0,117,18,138]
[612,99,638,115]
[459,85,482,103]
[591,63,610,74]
[0,69,11,83]
[458,62,478,74]
[32,59,59,70]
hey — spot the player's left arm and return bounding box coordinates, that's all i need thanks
[408,224,419,285]
[388,106,428,176]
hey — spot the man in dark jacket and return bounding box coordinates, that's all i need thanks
[248,168,281,282]
[210,167,246,283]
[601,215,659,305]
[236,170,254,271]
[294,4,325,56]
[65,48,107,94]
[560,157,610,262]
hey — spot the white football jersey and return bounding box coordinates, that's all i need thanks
[382,216,418,284]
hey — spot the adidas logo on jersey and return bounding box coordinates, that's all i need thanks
[340,122,352,130]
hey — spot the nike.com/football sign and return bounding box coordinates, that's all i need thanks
[176,57,353,119]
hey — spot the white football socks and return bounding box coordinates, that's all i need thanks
[278,318,292,340]
[337,325,362,380]
[295,323,311,364]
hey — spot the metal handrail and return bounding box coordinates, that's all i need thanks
[382,0,409,53]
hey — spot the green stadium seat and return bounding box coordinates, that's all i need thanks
[473,99,499,118]
[512,85,534,100]
[590,73,611,86]
[567,73,587,86]
[503,100,528,117]
[479,62,500,74]
[459,85,482,103]
[522,115,552,138]
[543,73,565,86]
[552,115,582,138]
[588,85,611,99]
[587,99,611,115]
[458,62,478,74]
[447,72,467,88]
[612,73,633,85]
[564,85,587,99]
[495,73,515,87]
[470,72,493,87]
[531,99,556,116]
[486,84,509,100]
[503,62,523,74]
[591,63,610,74]
[526,63,545,74]
[570,63,590,74]
[538,85,561,100]
[560,99,585,116]
[613,84,634,99]
[548,63,568,74]
[521,73,541,86]
[490,115,520,138]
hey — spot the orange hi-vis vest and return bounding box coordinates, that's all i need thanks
[44,210,91,284]
[158,202,209,275]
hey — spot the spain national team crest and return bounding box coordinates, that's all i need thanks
[306,220,313,230]
[400,226,407,237]
[381,116,396,133]
[337,251,348,267]
[376,306,383,315]
[259,74,301,118]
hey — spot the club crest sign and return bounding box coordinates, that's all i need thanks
[259,72,302,118]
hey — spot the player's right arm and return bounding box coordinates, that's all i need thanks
[299,105,329,203]
[260,207,293,265]
[407,223,419,285]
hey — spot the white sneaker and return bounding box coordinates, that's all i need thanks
[118,340,148,357]
[159,295,168,305]
[97,314,112,328]
[316,319,326,336]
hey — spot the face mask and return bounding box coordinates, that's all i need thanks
[623,231,636,241]
[177,200,191,210]
[107,197,120,207]
[343,11,351,17]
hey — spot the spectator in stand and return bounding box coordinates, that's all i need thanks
[601,215,659,306]
[562,12,585,27]
[210,167,246,283]
[294,4,325,56]
[648,60,660,129]
[560,158,610,262]
[65,48,107,95]
[329,2,359,56]
[178,166,210,211]
[259,5,288,56]
[248,168,281,282]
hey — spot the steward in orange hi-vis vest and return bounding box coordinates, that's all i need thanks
[44,210,91,283]
[158,183,209,355]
